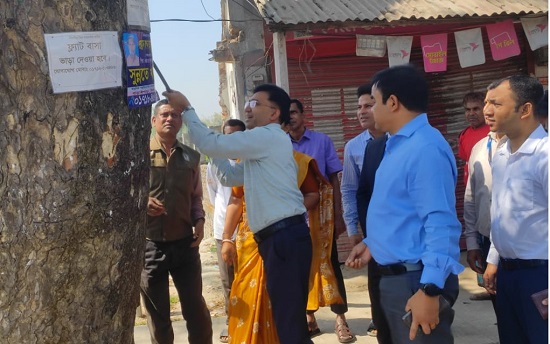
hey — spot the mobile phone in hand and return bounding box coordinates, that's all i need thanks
[402,295,451,329]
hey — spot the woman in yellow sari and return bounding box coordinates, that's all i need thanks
[221,151,342,343]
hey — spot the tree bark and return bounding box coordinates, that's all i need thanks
[0,1,149,343]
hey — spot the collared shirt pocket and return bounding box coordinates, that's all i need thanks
[505,178,534,211]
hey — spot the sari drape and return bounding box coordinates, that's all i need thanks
[227,151,342,344]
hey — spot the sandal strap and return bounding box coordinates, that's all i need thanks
[335,321,354,342]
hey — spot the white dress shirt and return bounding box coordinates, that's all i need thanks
[487,125,548,264]
[206,161,235,240]
[463,133,507,250]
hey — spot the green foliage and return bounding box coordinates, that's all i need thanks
[202,112,224,128]
[169,295,179,305]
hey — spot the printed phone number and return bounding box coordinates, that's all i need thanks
[129,93,157,106]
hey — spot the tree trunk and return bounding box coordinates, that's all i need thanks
[0,1,149,343]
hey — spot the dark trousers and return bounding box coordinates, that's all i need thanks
[140,238,213,344]
[480,235,497,311]
[379,271,459,344]
[258,222,313,344]
[330,227,349,315]
[215,238,235,320]
[495,263,548,344]
[368,259,393,344]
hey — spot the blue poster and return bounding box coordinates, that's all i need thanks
[124,31,159,108]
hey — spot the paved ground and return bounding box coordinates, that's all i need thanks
[134,250,499,344]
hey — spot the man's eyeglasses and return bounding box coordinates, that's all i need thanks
[245,99,277,109]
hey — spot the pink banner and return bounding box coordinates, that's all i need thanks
[486,20,520,61]
[420,33,448,72]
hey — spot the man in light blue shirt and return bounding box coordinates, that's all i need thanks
[341,82,389,342]
[482,75,547,344]
[163,84,314,344]
[342,83,385,245]
[346,65,463,343]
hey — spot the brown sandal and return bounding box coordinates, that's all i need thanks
[308,320,321,338]
[335,320,355,343]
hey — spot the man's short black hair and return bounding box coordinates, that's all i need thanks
[487,75,544,112]
[536,90,548,120]
[357,83,372,98]
[223,118,246,132]
[371,64,428,113]
[253,84,292,125]
[462,92,485,107]
[290,99,304,113]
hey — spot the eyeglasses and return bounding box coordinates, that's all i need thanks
[245,99,277,109]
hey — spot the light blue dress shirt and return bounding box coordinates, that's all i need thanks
[365,114,464,288]
[341,130,373,236]
[183,109,306,232]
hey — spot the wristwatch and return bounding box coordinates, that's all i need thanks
[419,283,443,296]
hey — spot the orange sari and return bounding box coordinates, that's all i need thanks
[293,151,343,311]
[226,151,341,343]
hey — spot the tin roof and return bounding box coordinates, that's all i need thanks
[256,0,547,26]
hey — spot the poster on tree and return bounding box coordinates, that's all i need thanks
[124,31,159,108]
[44,31,122,93]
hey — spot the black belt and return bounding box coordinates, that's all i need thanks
[499,258,548,270]
[253,214,305,243]
[378,262,423,276]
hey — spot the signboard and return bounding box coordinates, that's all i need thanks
[127,0,151,31]
[124,31,159,108]
[486,20,521,61]
[521,16,548,51]
[356,35,386,57]
[44,31,122,93]
[454,28,486,68]
[386,36,413,67]
[421,33,448,72]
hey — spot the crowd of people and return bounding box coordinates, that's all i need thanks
[140,64,548,344]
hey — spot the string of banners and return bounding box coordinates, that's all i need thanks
[355,17,548,72]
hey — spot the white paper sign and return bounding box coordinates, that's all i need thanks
[454,28,486,68]
[521,16,548,51]
[127,0,151,31]
[386,36,413,67]
[356,35,386,57]
[45,31,123,93]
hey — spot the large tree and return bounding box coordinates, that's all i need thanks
[0,1,149,343]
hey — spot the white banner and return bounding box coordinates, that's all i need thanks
[521,16,548,51]
[454,28,486,68]
[127,0,151,31]
[356,35,386,57]
[386,36,413,67]
[45,31,123,93]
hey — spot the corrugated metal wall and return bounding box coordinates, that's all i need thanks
[286,24,528,261]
